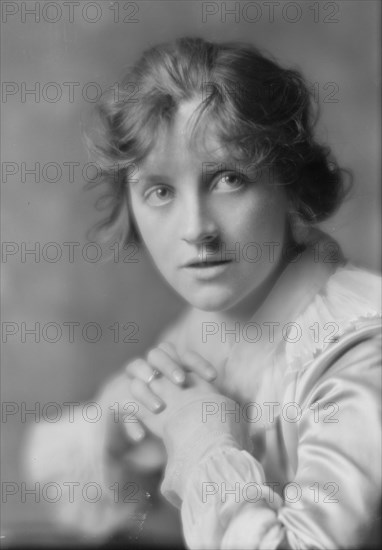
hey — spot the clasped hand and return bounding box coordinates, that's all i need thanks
[124,342,221,441]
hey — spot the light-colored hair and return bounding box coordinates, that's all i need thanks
[85,37,349,245]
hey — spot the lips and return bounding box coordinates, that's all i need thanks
[184,259,232,268]
[180,258,233,280]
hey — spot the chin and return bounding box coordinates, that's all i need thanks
[183,288,239,312]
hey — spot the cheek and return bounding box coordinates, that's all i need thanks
[129,200,154,251]
[130,201,174,269]
[228,191,288,245]
[258,198,287,240]
[137,221,167,262]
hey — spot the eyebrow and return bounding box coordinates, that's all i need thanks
[130,158,246,187]
[130,173,171,187]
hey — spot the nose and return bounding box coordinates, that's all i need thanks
[181,194,219,245]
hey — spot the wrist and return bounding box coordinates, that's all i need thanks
[160,394,252,507]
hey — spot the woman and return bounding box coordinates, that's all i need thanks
[26,37,381,549]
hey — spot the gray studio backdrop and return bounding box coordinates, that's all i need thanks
[1,0,381,537]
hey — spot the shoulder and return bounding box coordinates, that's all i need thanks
[284,261,381,371]
[323,261,381,314]
[282,262,381,412]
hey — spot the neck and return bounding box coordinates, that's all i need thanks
[193,243,297,329]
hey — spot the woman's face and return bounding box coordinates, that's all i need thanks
[129,100,291,314]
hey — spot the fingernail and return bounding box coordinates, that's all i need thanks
[131,425,145,441]
[173,370,185,384]
[153,400,164,412]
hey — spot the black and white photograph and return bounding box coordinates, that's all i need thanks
[1,1,381,548]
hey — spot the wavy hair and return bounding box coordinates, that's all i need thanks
[84,37,350,245]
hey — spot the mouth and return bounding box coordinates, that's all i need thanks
[183,259,233,268]
[181,258,233,280]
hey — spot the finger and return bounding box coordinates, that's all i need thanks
[159,343,217,381]
[130,377,165,414]
[158,341,180,361]
[125,358,166,413]
[124,418,146,443]
[147,347,186,385]
[125,357,152,382]
[181,350,217,381]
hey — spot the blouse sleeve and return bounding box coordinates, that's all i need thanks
[23,317,187,540]
[23,386,154,540]
[160,327,382,549]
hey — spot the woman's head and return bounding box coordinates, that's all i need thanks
[86,37,348,312]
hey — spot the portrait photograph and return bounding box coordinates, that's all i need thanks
[1,1,381,548]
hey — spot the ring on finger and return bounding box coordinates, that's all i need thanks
[147,368,161,387]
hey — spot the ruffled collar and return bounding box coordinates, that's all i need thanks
[219,228,381,405]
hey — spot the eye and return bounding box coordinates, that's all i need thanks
[214,171,246,192]
[144,185,174,206]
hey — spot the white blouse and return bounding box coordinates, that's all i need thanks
[25,229,381,548]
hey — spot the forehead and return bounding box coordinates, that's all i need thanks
[139,100,231,176]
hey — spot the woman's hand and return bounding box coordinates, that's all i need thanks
[124,342,217,432]
[125,349,250,504]
[96,343,217,453]
[130,368,223,441]
[130,367,250,506]
[95,370,150,456]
